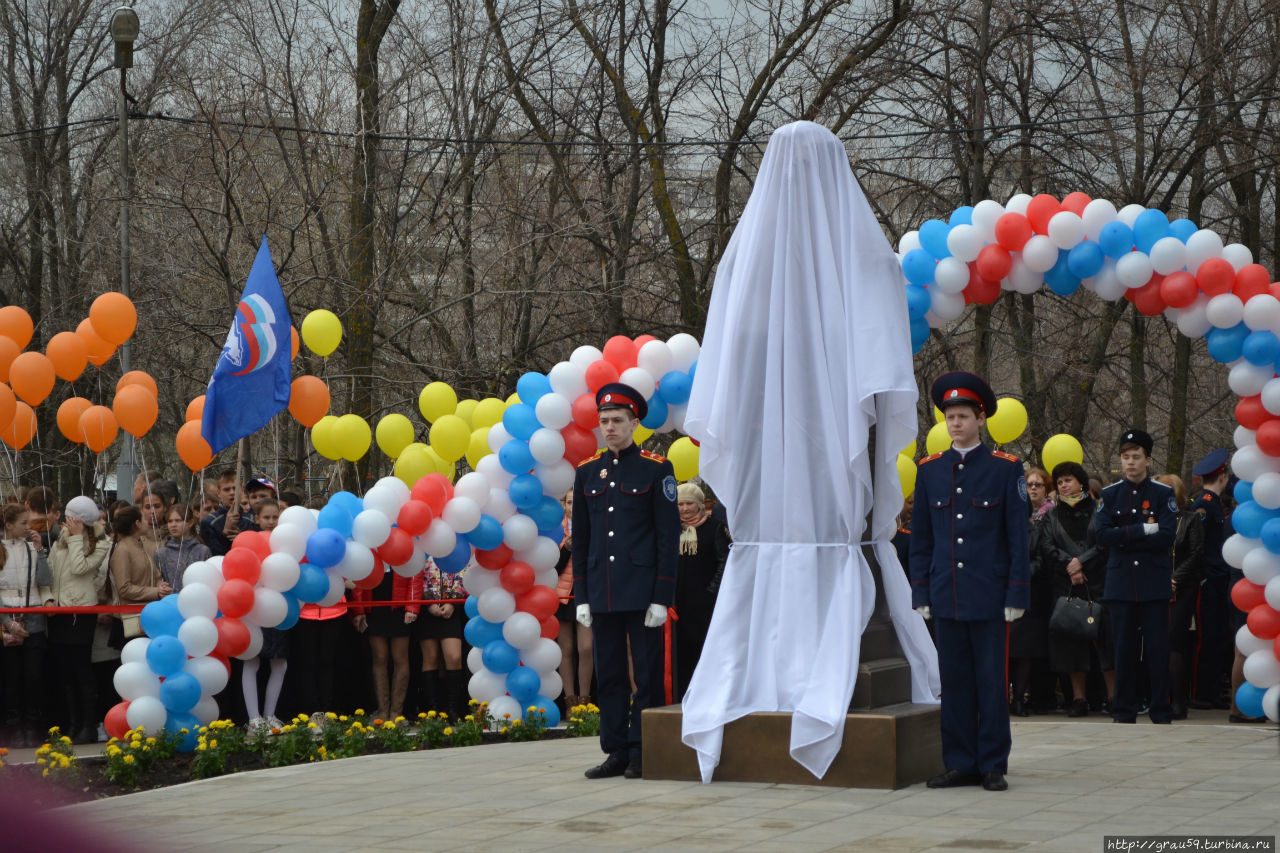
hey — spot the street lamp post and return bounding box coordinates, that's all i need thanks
[111,6,138,500]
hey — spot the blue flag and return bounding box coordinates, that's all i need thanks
[201,237,293,455]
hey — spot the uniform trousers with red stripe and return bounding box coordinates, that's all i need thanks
[591,610,664,763]
[934,617,1011,775]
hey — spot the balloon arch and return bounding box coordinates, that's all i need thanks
[897,191,1280,722]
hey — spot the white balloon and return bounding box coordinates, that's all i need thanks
[183,655,229,697]
[503,612,543,649]
[548,361,589,399]
[934,257,970,293]
[1234,447,1280,482]
[485,487,518,522]
[466,645,484,674]
[529,428,567,465]
[339,541,376,582]
[503,514,539,551]
[234,623,264,661]
[177,616,219,657]
[248,587,289,628]
[317,569,345,607]
[391,549,426,578]
[930,289,966,322]
[1021,235,1058,273]
[1245,294,1280,335]
[945,224,983,262]
[535,459,575,498]
[1115,251,1154,288]
[454,472,491,506]
[519,536,563,573]
[1224,533,1262,569]
[521,637,562,673]
[120,637,150,665]
[1229,360,1273,397]
[422,518,458,558]
[442,497,482,534]
[897,229,922,254]
[618,367,655,401]
[569,345,604,372]
[1266,574,1280,610]
[260,552,302,591]
[1047,211,1084,250]
[1207,293,1245,329]
[487,695,524,729]
[487,422,513,454]
[1254,473,1280,510]
[1091,259,1127,300]
[1149,236,1187,275]
[207,555,224,572]
[125,695,168,733]
[1005,193,1031,214]
[1264,684,1280,723]
[539,670,564,701]
[534,393,573,431]
[1223,242,1254,271]
[362,486,403,521]
[114,661,161,701]
[374,476,411,505]
[469,668,507,703]
[1185,229,1224,273]
[462,565,501,595]
[637,340,674,379]
[351,509,392,549]
[1117,203,1145,226]
[192,695,220,726]
[1236,426,1258,449]
[1243,649,1280,688]
[177,582,218,620]
[1008,257,1042,293]
[970,200,1004,241]
[1081,198,1117,240]
[477,587,516,622]
[1238,624,1272,656]
[1245,546,1280,585]
[924,309,945,329]
[667,333,701,372]
[534,567,560,589]
[279,505,318,537]
[1176,296,1212,338]
[1263,379,1280,417]
[477,453,515,487]
[183,560,224,590]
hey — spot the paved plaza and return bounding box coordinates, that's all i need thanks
[36,717,1280,852]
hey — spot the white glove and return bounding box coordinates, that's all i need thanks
[575,604,592,628]
[1143,523,1159,535]
[644,603,667,628]
[915,605,931,620]
[1005,607,1025,622]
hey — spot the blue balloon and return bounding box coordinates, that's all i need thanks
[1231,500,1273,540]
[328,491,364,519]
[539,524,565,546]
[464,595,480,619]
[502,404,540,441]
[527,695,561,727]
[1169,218,1197,242]
[909,316,930,352]
[919,219,952,260]
[1066,241,1105,279]
[317,503,353,538]
[905,284,931,319]
[1236,682,1266,719]
[305,528,347,569]
[949,206,974,226]
[640,394,668,429]
[464,616,503,647]
[1261,518,1280,555]
[165,712,201,751]
[508,473,543,510]
[505,665,542,704]
[1046,251,1080,295]
[291,563,330,603]
[1098,222,1134,259]
[1243,331,1280,367]
[529,496,564,530]
[482,639,520,674]
[1206,323,1250,363]
[516,372,553,407]
[689,361,696,381]
[276,592,301,630]
[657,371,692,406]
[159,671,202,713]
[1133,209,1170,253]
[436,537,473,573]
[140,596,184,639]
[468,514,504,551]
[499,438,536,475]
[1235,479,1255,506]
[146,634,187,677]
[901,249,936,285]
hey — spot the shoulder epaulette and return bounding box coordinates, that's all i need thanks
[991,450,1020,463]
[1202,493,1215,502]
[640,449,667,463]
[576,450,604,468]
[919,452,945,465]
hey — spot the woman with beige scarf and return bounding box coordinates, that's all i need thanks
[674,483,730,702]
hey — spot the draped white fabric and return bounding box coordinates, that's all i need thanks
[680,121,940,782]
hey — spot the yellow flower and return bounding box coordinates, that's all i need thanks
[36,758,47,766]
[36,745,51,756]
[427,710,437,719]
[42,768,49,778]
[395,715,405,723]
[146,737,156,745]
[468,698,479,706]
[325,712,337,720]
[355,708,366,716]
[60,736,72,745]
[417,712,428,720]
[512,719,522,727]
[283,725,296,733]
[196,743,207,751]
[209,739,218,749]
[123,755,135,764]
[338,715,348,722]
[317,746,327,756]
[308,722,318,730]
[443,727,453,736]
[48,726,61,734]
[107,737,117,745]
[465,715,475,722]
[527,705,537,713]
[500,726,509,734]
[382,721,395,730]
[179,728,189,735]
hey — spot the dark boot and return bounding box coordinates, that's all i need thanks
[74,687,98,744]
[442,669,467,720]
[419,671,441,715]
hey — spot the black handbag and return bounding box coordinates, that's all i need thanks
[1050,589,1102,639]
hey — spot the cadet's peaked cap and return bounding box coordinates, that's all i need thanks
[1119,428,1154,455]
[1192,448,1229,478]
[931,371,996,416]
[596,382,647,421]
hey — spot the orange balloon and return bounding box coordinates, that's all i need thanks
[0,384,15,433]
[186,395,205,422]
[9,351,54,406]
[288,375,330,427]
[0,306,33,349]
[89,292,137,346]
[57,396,91,443]
[291,327,300,360]
[115,370,158,398]
[76,319,116,367]
[1,400,36,450]
[79,405,118,453]
[176,420,214,471]
[0,336,18,383]
[113,384,158,438]
[45,331,89,382]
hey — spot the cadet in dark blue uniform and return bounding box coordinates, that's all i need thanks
[572,382,679,780]
[1095,429,1177,724]
[910,372,1030,792]
[1189,449,1231,709]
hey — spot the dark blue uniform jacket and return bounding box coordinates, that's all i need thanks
[1095,476,1177,602]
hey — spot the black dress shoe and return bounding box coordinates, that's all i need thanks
[584,755,628,779]
[1171,702,1188,721]
[1067,699,1088,718]
[624,757,643,779]
[1010,699,1030,718]
[927,769,982,788]
[982,772,1008,791]
[1229,713,1267,723]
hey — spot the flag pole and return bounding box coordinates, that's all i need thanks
[234,438,247,522]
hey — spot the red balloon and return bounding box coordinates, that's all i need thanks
[518,585,559,622]
[105,700,131,740]
[475,544,513,570]
[1256,420,1280,457]
[634,334,658,349]
[1025,194,1061,234]
[994,213,1033,251]
[1236,396,1270,431]
[1233,578,1268,612]
[410,474,452,516]
[221,549,263,585]
[1061,192,1092,215]
[1197,258,1236,296]
[571,392,599,430]
[1271,281,1280,301]
[965,262,1003,304]
[217,579,257,619]
[355,564,384,590]
[584,360,619,392]
[602,335,638,371]
[214,616,251,657]
[1236,264,1272,301]
[397,500,434,536]
[539,614,560,640]
[1159,271,1199,308]
[1131,275,1166,316]
[1247,603,1280,640]
[232,530,273,561]
[561,423,599,465]
[377,527,414,566]
[500,561,535,595]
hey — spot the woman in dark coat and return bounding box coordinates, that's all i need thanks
[1158,474,1203,720]
[1039,461,1113,717]
[674,482,730,702]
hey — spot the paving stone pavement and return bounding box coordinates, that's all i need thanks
[44,719,1280,852]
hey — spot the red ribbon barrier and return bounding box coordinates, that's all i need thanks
[0,598,472,616]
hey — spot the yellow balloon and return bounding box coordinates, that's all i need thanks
[987,397,1028,444]
[900,439,916,457]
[925,422,950,455]
[300,309,342,357]
[466,427,491,470]
[335,413,372,462]
[633,425,654,444]
[668,436,700,481]
[1042,433,1084,475]
[311,414,342,460]
[455,399,478,428]
[394,443,434,486]
[505,392,521,406]
[425,445,455,481]
[418,382,457,423]
[375,413,415,459]
[472,397,505,429]
[897,453,917,498]
[429,414,470,462]
[934,406,945,424]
